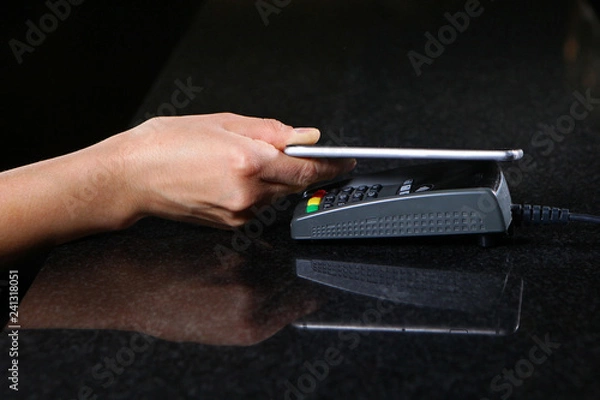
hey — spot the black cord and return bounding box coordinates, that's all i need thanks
[569,213,600,224]
[511,204,600,226]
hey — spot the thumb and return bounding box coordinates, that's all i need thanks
[226,115,321,150]
[286,127,321,146]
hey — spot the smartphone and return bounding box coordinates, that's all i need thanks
[284,145,524,161]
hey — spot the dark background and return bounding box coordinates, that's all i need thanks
[2,0,201,170]
[2,0,600,399]
[3,0,598,168]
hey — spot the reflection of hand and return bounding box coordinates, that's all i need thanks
[18,231,321,345]
[108,113,356,228]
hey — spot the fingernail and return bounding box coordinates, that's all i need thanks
[293,127,320,135]
[288,127,321,146]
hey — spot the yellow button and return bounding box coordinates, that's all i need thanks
[307,197,321,207]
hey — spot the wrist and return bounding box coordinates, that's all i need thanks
[69,134,143,233]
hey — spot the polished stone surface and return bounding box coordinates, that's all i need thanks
[3,0,600,399]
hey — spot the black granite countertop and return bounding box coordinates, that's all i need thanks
[2,0,600,399]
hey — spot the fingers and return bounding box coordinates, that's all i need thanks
[284,127,321,146]
[259,152,357,189]
[220,113,354,189]
[220,113,321,150]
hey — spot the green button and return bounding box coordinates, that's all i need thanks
[306,205,319,213]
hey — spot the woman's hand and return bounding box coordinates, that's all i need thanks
[103,113,355,228]
[0,113,355,262]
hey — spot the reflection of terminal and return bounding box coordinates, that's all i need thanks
[294,258,523,336]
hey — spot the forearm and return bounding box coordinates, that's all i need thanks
[0,137,139,262]
[0,114,354,263]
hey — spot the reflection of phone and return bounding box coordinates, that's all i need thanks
[284,145,524,161]
[292,258,523,335]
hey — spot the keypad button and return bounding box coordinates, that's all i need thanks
[337,202,347,206]
[350,193,364,202]
[305,189,326,213]
[306,204,319,213]
[370,184,383,192]
[323,203,334,209]
[341,186,354,193]
[366,190,378,198]
[323,195,336,202]
[307,197,321,206]
[415,184,433,192]
[357,185,368,192]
